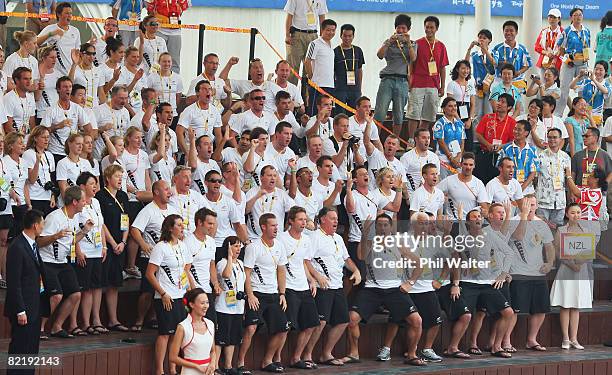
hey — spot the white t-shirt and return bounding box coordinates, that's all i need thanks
[168,190,209,233]
[215,259,246,314]
[293,189,324,224]
[147,72,183,116]
[39,208,80,264]
[243,238,288,294]
[121,149,150,202]
[509,218,554,276]
[240,151,272,190]
[229,80,279,110]
[35,69,62,120]
[278,231,312,292]
[38,24,81,75]
[311,178,339,206]
[309,229,349,290]
[132,202,180,258]
[3,90,36,135]
[177,102,222,144]
[184,233,217,293]
[149,155,176,184]
[304,116,333,139]
[0,159,14,215]
[305,37,335,88]
[220,184,246,224]
[77,199,105,258]
[485,177,524,204]
[284,0,328,30]
[186,75,228,104]
[245,187,295,239]
[268,80,304,111]
[3,52,40,78]
[229,110,276,136]
[203,193,241,247]
[269,111,303,137]
[101,155,128,193]
[322,136,354,178]
[367,148,407,190]
[93,103,131,159]
[348,116,380,158]
[345,189,386,242]
[149,240,193,299]
[42,102,89,155]
[446,80,477,105]
[1,155,27,204]
[370,188,396,218]
[401,150,441,195]
[114,66,144,110]
[263,143,296,179]
[72,65,105,108]
[364,242,405,289]
[134,36,168,74]
[191,159,221,195]
[409,186,445,218]
[295,156,341,182]
[526,115,569,148]
[56,156,91,188]
[438,174,490,219]
[22,149,55,201]
[221,148,245,183]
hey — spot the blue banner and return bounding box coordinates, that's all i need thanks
[177,0,606,19]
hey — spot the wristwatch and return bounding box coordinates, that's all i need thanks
[407,280,415,286]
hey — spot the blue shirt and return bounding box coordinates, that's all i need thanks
[575,78,611,118]
[24,0,55,13]
[498,142,540,183]
[433,116,465,163]
[491,42,532,80]
[112,0,144,21]
[470,50,496,87]
[565,116,591,152]
[489,83,522,109]
[557,25,591,56]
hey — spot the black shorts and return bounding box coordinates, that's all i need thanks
[285,289,320,331]
[410,291,443,329]
[137,257,154,294]
[127,201,145,223]
[315,288,349,326]
[0,214,13,230]
[244,292,289,335]
[31,200,55,217]
[205,293,217,324]
[103,250,125,288]
[436,284,471,322]
[73,258,104,290]
[350,287,417,324]
[509,278,551,314]
[43,262,81,296]
[460,282,511,316]
[216,312,244,346]
[153,298,187,335]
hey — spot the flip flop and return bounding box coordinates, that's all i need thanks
[85,326,100,336]
[404,357,427,366]
[491,350,512,358]
[108,324,129,332]
[69,327,88,337]
[260,363,283,373]
[93,325,109,334]
[340,356,361,364]
[467,347,483,355]
[526,344,547,351]
[319,358,344,366]
[236,366,252,375]
[303,360,318,369]
[503,346,517,353]
[130,325,143,332]
[443,350,471,359]
[289,361,313,370]
[51,329,75,339]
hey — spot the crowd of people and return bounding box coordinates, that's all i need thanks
[0,1,611,375]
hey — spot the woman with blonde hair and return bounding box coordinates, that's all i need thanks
[114,46,145,115]
[56,133,89,204]
[100,135,126,191]
[3,132,29,239]
[22,126,56,215]
[147,52,183,120]
[35,46,62,124]
[3,30,39,80]
[149,123,176,183]
[371,167,402,219]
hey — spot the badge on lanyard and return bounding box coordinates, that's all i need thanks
[94,231,103,251]
[582,173,591,186]
[428,60,438,76]
[517,169,526,183]
[86,95,94,108]
[346,71,356,86]
[490,256,497,268]
[582,47,590,60]
[179,271,188,292]
[120,213,129,231]
[169,12,179,25]
[458,104,469,119]
[553,175,563,190]
[39,6,49,22]
[70,240,77,263]
[306,11,316,26]
[0,177,10,192]
[225,289,237,307]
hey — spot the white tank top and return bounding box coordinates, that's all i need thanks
[179,315,214,375]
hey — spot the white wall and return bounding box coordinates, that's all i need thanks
[177,7,601,101]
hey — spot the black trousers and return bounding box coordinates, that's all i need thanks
[7,315,40,375]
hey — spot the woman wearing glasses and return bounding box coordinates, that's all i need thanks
[68,43,106,109]
[135,15,168,76]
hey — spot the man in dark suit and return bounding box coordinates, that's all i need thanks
[4,209,46,375]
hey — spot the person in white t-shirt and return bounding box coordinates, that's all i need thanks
[203,170,247,251]
[147,53,183,118]
[486,157,524,207]
[93,86,131,159]
[145,214,194,375]
[212,128,251,186]
[168,165,208,233]
[4,67,36,136]
[263,122,297,182]
[219,161,248,224]
[348,97,383,157]
[186,53,231,110]
[529,95,568,150]
[177,80,223,155]
[275,207,319,369]
[219,57,280,110]
[129,180,179,332]
[228,89,276,143]
[183,208,221,323]
[409,163,445,218]
[364,119,407,190]
[188,135,221,195]
[214,236,246,373]
[302,207,361,366]
[238,213,289,373]
[269,60,305,113]
[269,91,307,154]
[322,113,364,179]
[242,127,271,191]
[305,19,337,116]
[122,126,152,208]
[311,155,343,208]
[23,126,57,215]
[304,95,334,140]
[296,135,341,181]
[3,30,40,84]
[36,3,81,75]
[42,77,91,161]
[401,128,441,193]
[245,165,295,240]
[36,47,63,124]
[134,15,168,76]
[67,43,106,110]
[37,186,93,338]
[438,152,491,219]
[56,133,91,206]
[288,167,323,231]
[149,123,177,184]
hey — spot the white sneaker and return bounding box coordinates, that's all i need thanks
[561,340,571,349]
[376,346,391,361]
[124,267,142,279]
[421,348,442,362]
[570,341,584,350]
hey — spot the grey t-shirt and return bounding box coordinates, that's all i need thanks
[379,37,413,77]
[571,148,612,187]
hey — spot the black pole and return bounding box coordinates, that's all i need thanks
[197,24,206,76]
[248,27,258,79]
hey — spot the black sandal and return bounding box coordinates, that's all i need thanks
[236,366,252,375]
[467,347,483,355]
[289,361,313,369]
[261,363,283,373]
[130,324,143,332]
[491,350,512,358]
[85,326,100,335]
[51,329,75,339]
[404,357,427,366]
[108,323,129,332]
[70,327,88,337]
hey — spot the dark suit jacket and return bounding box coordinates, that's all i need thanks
[4,234,48,319]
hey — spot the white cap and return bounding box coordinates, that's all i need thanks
[548,8,561,18]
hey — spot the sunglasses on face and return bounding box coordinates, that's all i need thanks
[207,178,223,183]
[148,22,159,27]
[83,51,96,56]
[251,96,266,101]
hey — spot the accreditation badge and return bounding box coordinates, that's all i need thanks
[582,173,591,186]
[582,48,590,60]
[225,289,237,307]
[428,60,438,76]
[179,271,188,292]
[458,104,469,119]
[86,95,94,108]
[553,175,563,190]
[70,242,77,263]
[40,276,45,294]
[120,213,129,231]
[516,169,525,183]
[0,177,10,192]
[94,231,103,251]
[346,71,356,86]
[39,6,49,22]
[306,11,316,26]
